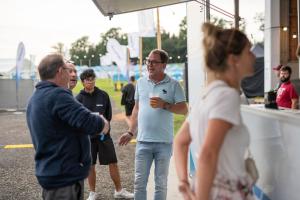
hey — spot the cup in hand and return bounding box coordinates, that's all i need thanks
[149,93,159,108]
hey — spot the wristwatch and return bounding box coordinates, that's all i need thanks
[163,102,171,110]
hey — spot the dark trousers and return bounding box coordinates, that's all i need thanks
[42,180,84,200]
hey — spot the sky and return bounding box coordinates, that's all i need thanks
[0,0,264,64]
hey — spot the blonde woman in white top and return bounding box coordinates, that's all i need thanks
[174,23,256,200]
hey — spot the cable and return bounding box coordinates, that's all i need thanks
[195,0,235,19]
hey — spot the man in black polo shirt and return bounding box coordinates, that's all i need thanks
[76,69,133,200]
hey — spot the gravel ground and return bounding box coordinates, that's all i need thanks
[0,101,135,200]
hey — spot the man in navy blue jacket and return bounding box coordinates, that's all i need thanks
[26,54,109,200]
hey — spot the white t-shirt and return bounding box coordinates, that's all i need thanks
[188,80,250,179]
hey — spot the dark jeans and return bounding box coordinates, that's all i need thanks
[42,180,84,200]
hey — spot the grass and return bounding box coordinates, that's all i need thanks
[73,78,185,134]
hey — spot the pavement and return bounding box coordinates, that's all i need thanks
[0,108,182,200]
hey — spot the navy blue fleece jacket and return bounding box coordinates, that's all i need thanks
[26,81,104,189]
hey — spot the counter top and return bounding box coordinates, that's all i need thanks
[241,104,300,125]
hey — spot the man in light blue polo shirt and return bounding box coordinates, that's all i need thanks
[119,49,188,200]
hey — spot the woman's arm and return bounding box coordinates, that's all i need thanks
[174,120,195,200]
[195,119,232,200]
[174,121,191,182]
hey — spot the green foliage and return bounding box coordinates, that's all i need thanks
[62,15,264,66]
[69,36,95,66]
[69,18,188,65]
[99,27,128,46]
[211,15,246,32]
[141,17,187,63]
[52,42,65,54]
[69,28,128,66]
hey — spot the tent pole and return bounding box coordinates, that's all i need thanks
[139,37,143,77]
[156,8,162,49]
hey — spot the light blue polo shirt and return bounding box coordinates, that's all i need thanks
[135,74,186,143]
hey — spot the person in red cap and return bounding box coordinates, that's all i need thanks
[273,64,283,91]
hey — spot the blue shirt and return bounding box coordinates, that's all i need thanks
[135,74,186,143]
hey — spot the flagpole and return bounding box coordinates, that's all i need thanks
[127,47,130,81]
[139,37,143,77]
[156,8,161,49]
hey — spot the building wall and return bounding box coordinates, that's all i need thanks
[289,0,298,61]
[265,0,281,91]
[0,80,35,109]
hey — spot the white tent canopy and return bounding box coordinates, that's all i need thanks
[92,0,192,17]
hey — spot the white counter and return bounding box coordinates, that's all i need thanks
[241,105,300,200]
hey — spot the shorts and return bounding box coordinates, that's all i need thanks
[125,103,134,116]
[90,135,118,165]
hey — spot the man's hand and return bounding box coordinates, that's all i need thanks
[150,97,165,108]
[100,115,109,134]
[118,132,133,146]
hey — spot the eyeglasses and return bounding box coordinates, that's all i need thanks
[144,59,163,65]
[61,66,74,73]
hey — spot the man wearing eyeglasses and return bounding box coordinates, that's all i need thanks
[26,54,109,200]
[76,69,134,200]
[119,49,188,200]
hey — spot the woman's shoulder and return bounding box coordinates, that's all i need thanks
[208,81,239,100]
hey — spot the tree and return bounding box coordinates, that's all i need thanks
[141,17,187,63]
[52,42,64,55]
[176,16,187,63]
[254,12,264,32]
[68,18,189,65]
[69,36,91,66]
[99,27,128,46]
[211,16,246,32]
[69,28,129,66]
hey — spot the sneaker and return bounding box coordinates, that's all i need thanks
[114,188,134,199]
[86,191,97,200]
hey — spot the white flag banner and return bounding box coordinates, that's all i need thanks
[15,42,25,109]
[127,32,140,58]
[16,42,25,87]
[107,38,128,76]
[100,53,112,66]
[138,9,155,37]
[115,45,128,77]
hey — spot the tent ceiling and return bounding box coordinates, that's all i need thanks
[92,0,193,17]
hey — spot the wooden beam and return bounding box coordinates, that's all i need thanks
[234,0,239,29]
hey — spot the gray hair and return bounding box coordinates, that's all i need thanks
[149,49,169,64]
[38,54,65,80]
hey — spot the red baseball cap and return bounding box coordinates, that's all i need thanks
[272,64,283,71]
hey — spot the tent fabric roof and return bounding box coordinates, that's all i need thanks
[92,0,192,16]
